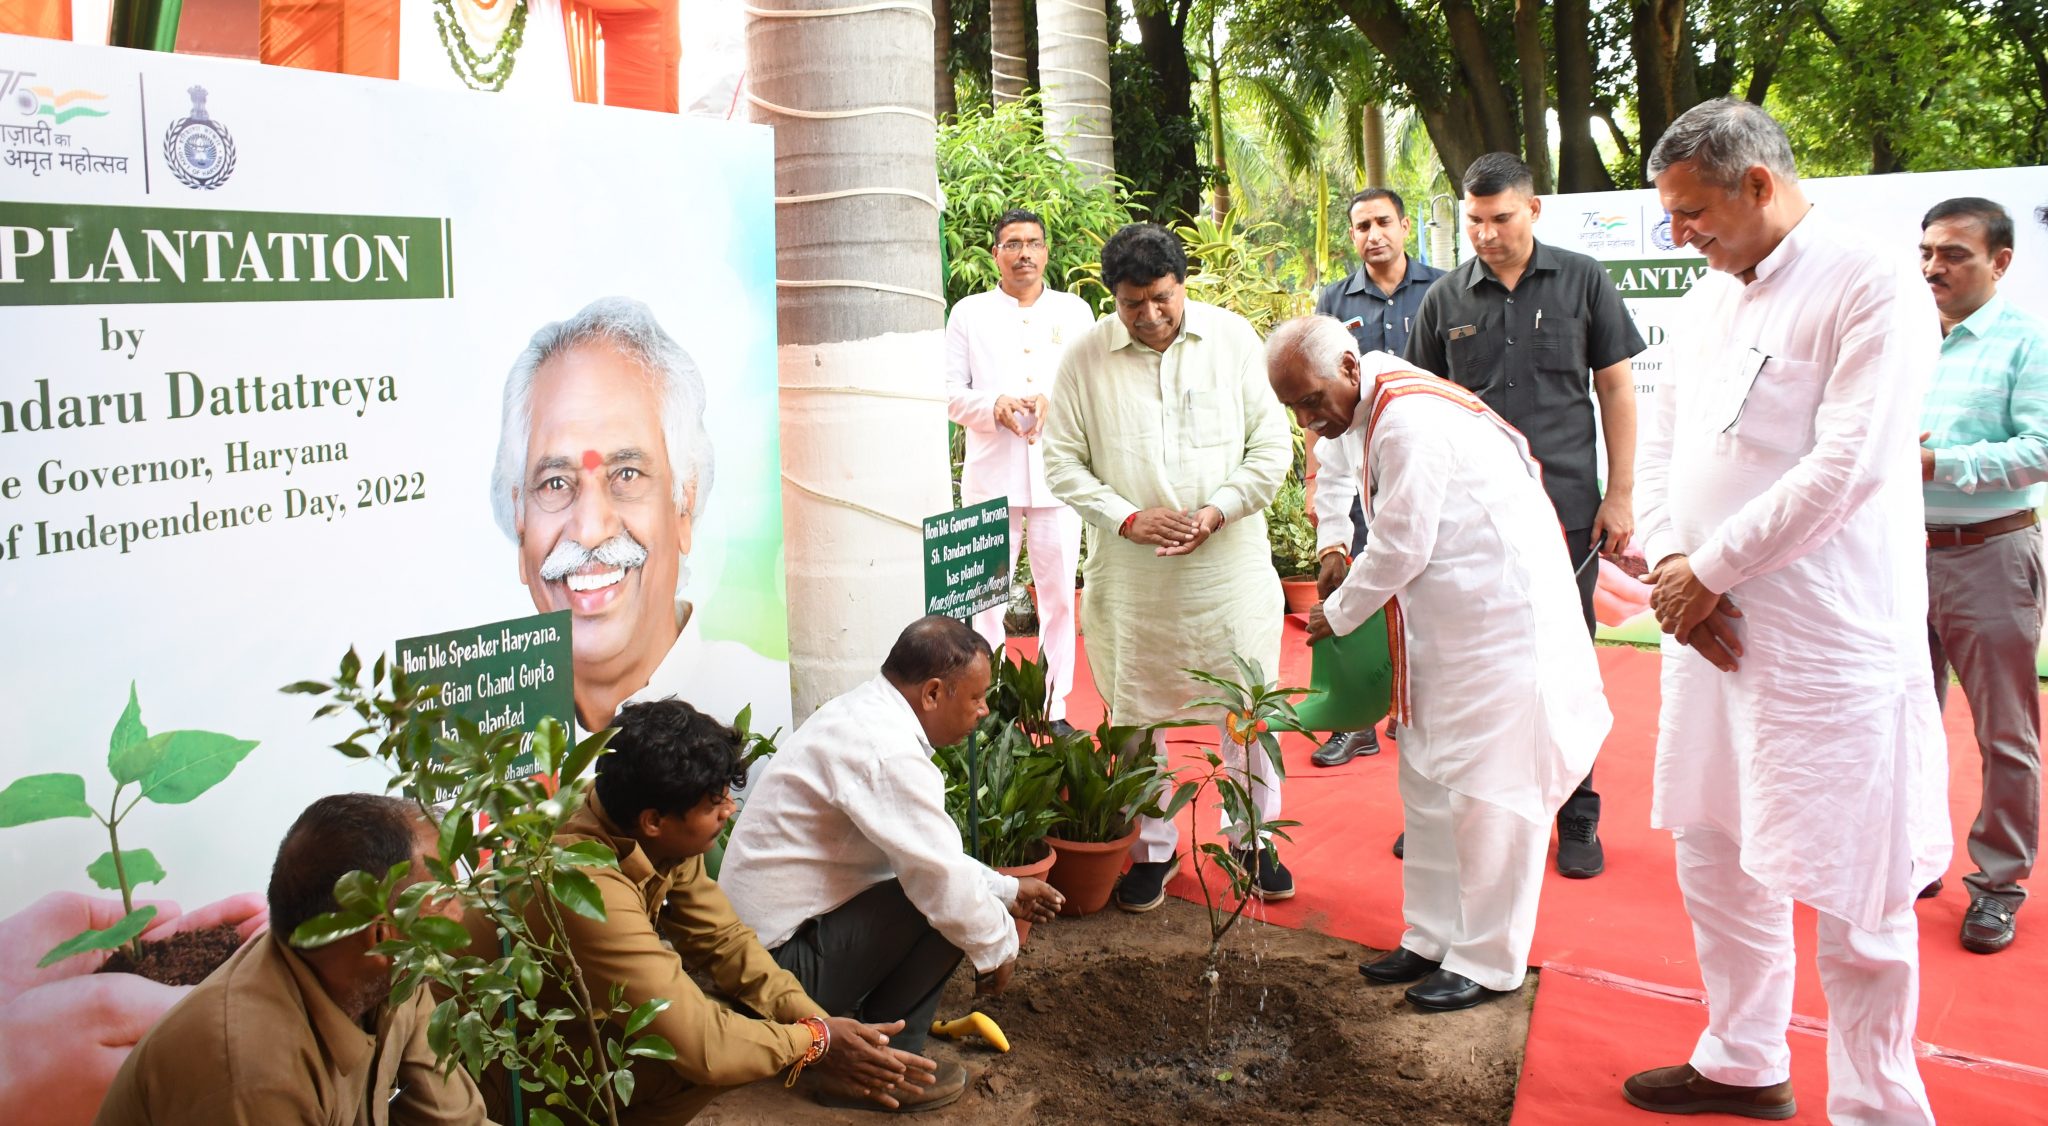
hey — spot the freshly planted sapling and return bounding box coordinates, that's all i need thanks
[1158,655,1306,989]
[0,682,257,965]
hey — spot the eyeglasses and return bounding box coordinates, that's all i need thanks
[527,458,662,514]
[997,239,1047,253]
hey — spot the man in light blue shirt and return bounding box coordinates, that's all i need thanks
[1919,196,2048,955]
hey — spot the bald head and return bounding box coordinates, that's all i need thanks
[1266,316,1364,440]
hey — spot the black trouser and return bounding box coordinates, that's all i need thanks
[770,880,964,1055]
[1558,526,1601,827]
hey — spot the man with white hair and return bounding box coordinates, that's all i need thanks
[492,296,789,734]
[1626,99,1949,1122]
[1270,316,1610,1012]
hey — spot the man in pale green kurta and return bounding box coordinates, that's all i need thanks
[1042,222,1293,912]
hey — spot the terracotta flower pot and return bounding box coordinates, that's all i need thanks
[996,843,1057,943]
[1281,576,1318,615]
[1044,824,1142,916]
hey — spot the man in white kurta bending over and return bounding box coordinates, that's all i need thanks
[1626,99,1950,1123]
[945,208,1097,732]
[1272,318,1610,1012]
[1043,222,1293,912]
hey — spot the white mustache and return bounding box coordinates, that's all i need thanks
[539,532,649,582]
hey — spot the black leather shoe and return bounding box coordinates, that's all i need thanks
[1311,728,1380,767]
[1405,968,1509,1012]
[1392,831,1405,860]
[1115,860,1174,913]
[1050,719,1078,738]
[1359,947,1440,984]
[1962,895,2016,954]
[1555,815,1604,878]
[1919,877,1944,899]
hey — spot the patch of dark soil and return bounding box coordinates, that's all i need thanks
[698,899,1526,1126]
[970,951,1517,1125]
[98,923,241,985]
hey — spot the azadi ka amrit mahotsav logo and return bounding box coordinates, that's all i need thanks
[12,84,110,125]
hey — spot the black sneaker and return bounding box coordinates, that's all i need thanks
[1230,846,1296,901]
[1116,860,1174,912]
[1556,816,1604,878]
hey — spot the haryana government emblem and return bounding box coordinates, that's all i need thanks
[163,86,235,190]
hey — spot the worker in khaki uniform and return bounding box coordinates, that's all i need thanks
[95,793,491,1125]
[493,699,945,1121]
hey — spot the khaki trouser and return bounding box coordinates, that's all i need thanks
[1928,523,2045,912]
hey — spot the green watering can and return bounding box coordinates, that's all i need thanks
[1292,607,1395,732]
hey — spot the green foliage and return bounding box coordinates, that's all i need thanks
[1265,477,1320,579]
[1173,213,1310,334]
[938,95,1142,312]
[703,706,782,880]
[284,650,663,1126]
[937,724,1064,868]
[0,682,257,965]
[1043,718,1171,843]
[1159,655,1307,984]
[1110,38,1209,222]
[934,650,1064,867]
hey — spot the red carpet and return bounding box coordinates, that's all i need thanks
[1012,616,2048,1118]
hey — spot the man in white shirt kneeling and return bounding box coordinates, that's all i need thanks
[721,615,1065,1112]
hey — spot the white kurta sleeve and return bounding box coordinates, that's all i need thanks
[1204,339,1292,523]
[1312,432,1360,554]
[1043,351,1139,532]
[1633,339,1683,568]
[945,302,1002,436]
[1323,408,1454,636]
[836,753,1020,973]
[1688,267,1930,594]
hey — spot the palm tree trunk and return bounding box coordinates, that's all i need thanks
[1039,0,1114,187]
[935,0,956,118]
[1205,15,1228,220]
[993,0,1028,104]
[1361,102,1386,186]
[748,0,952,719]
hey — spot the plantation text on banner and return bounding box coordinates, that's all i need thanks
[0,33,788,962]
[923,496,1010,620]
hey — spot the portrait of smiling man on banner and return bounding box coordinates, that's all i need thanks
[491,296,784,734]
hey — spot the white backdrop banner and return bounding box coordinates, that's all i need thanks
[0,34,788,949]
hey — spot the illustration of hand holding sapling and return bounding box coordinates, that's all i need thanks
[0,682,258,967]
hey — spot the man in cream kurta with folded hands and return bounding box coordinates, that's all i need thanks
[1272,317,1610,1013]
[1043,222,1293,913]
[946,208,1098,728]
[1625,99,1950,1123]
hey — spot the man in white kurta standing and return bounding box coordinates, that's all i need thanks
[946,208,1098,732]
[1626,99,1950,1123]
[1273,318,1610,1012]
[1043,222,1293,913]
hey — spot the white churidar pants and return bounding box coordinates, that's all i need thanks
[1395,752,1548,992]
[971,505,1082,722]
[1133,725,1281,863]
[1674,826,1933,1125]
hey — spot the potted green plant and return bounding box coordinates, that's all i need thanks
[1267,476,1321,613]
[934,723,1062,940]
[1041,719,1170,916]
